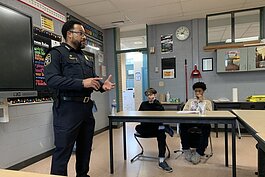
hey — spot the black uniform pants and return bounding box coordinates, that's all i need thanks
[135,123,166,157]
[51,99,95,177]
[179,123,211,156]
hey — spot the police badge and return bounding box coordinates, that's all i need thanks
[44,53,51,66]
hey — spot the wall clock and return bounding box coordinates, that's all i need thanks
[176,26,190,41]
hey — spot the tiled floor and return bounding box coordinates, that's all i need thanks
[21,123,258,177]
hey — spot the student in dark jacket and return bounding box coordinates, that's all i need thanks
[135,88,173,173]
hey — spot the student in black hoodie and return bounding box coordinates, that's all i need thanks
[135,88,173,173]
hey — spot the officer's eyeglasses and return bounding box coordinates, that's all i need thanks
[69,30,88,38]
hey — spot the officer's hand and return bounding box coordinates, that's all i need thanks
[102,75,115,91]
[82,78,102,90]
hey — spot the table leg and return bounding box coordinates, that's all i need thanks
[258,144,265,177]
[215,123,219,138]
[225,124,228,167]
[123,122,127,160]
[232,121,237,177]
[109,118,114,174]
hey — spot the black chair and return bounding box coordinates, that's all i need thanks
[130,132,170,163]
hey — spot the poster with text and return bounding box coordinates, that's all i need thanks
[161,34,173,53]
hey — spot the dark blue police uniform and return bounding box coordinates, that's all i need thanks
[44,43,104,177]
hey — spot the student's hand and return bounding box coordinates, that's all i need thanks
[196,94,203,102]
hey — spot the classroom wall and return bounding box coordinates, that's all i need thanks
[148,16,265,102]
[0,0,111,130]
[0,103,53,168]
[0,0,110,168]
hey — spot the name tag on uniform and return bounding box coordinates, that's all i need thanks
[69,54,77,60]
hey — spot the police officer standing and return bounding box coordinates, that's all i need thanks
[44,20,115,177]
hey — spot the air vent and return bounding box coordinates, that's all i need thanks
[111,20,125,25]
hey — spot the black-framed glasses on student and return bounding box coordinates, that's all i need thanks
[69,30,88,38]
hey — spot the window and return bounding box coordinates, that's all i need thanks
[207,13,231,44]
[207,8,262,45]
[234,9,260,43]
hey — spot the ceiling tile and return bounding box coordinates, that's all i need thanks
[109,0,177,10]
[55,0,265,29]
[56,0,105,7]
[182,0,247,14]
[70,1,118,17]
[88,12,131,28]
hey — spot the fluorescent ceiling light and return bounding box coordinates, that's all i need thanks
[87,44,100,51]
[134,41,143,44]
[225,36,259,43]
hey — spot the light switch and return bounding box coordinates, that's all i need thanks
[155,67,159,73]
[149,47,155,54]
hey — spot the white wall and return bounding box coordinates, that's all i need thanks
[0,103,53,168]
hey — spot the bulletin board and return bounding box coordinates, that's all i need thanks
[33,26,62,97]
[161,57,176,79]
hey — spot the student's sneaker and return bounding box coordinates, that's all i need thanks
[164,125,174,137]
[183,149,193,162]
[191,152,201,165]
[158,161,173,173]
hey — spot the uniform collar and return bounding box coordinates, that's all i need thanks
[62,43,82,53]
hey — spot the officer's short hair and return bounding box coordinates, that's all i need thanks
[192,82,207,91]
[144,88,157,96]
[62,20,83,40]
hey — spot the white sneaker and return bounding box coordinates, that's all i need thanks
[191,152,201,165]
[183,149,192,162]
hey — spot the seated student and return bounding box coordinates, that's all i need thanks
[135,88,174,173]
[180,82,212,165]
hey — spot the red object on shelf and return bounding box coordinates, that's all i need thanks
[190,64,202,78]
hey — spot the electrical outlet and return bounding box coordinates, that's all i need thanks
[159,81,164,87]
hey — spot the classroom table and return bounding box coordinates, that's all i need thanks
[256,133,265,177]
[0,169,62,177]
[108,111,237,177]
[233,110,265,177]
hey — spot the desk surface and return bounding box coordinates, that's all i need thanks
[0,169,61,177]
[257,133,265,140]
[232,110,265,133]
[160,102,183,105]
[110,110,236,118]
[256,133,265,147]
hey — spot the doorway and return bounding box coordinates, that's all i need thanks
[117,51,148,111]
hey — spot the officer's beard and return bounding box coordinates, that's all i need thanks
[73,40,86,50]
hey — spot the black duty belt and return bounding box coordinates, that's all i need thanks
[61,96,90,103]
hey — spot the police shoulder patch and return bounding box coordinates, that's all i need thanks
[44,54,51,66]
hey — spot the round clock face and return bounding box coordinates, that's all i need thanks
[176,26,190,41]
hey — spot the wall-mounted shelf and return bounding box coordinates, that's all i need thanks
[203,40,262,51]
